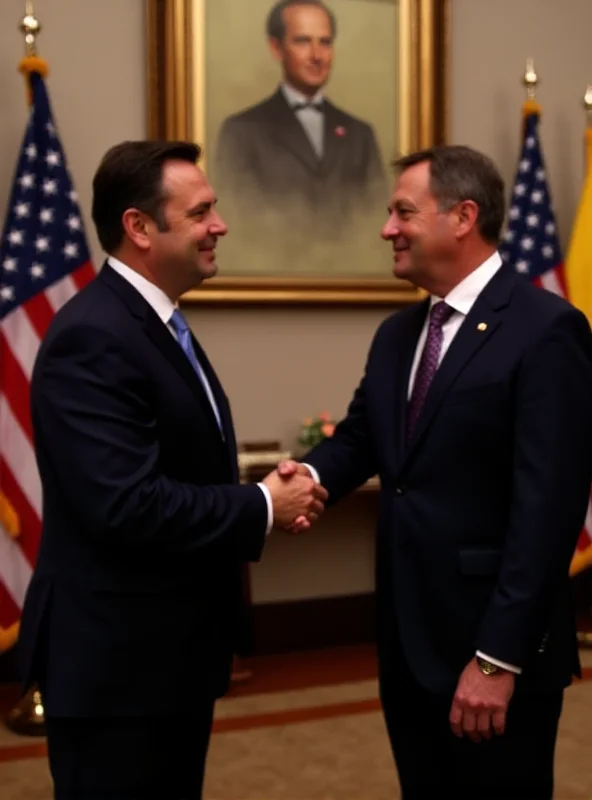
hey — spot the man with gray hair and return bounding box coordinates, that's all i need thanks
[280,144,592,798]
[215,0,385,232]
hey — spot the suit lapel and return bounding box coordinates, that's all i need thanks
[402,265,516,464]
[320,101,349,177]
[268,90,320,173]
[391,300,431,467]
[98,264,230,456]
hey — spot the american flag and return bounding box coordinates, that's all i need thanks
[499,109,592,572]
[0,70,95,651]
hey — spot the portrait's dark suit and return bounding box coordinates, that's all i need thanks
[303,264,592,797]
[18,263,268,798]
[215,89,386,229]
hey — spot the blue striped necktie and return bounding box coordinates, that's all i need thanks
[169,309,223,435]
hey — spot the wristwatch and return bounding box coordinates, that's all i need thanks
[476,655,502,676]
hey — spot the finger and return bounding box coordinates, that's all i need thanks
[307,499,325,517]
[277,460,297,477]
[492,709,506,736]
[449,701,464,738]
[286,516,310,533]
[462,709,480,743]
[477,710,492,740]
[312,484,329,501]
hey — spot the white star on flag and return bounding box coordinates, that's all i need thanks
[0,285,15,302]
[536,168,546,180]
[35,236,51,252]
[25,144,37,160]
[509,206,521,220]
[8,230,24,246]
[46,150,61,168]
[39,208,54,224]
[514,184,527,196]
[43,179,58,195]
[531,190,544,203]
[67,215,81,231]
[504,230,515,242]
[519,158,531,173]
[19,173,35,190]
[3,257,17,272]
[30,263,45,279]
[545,222,555,235]
[63,242,79,259]
[69,190,78,202]
[526,214,540,228]
[516,260,530,273]
[525,137,536,148]
[542,245,554,259]
[520,237,534,251]
[15,203,30,218]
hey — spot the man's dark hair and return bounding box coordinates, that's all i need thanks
[266,0,336,41]
[91,140,201,254]
[394,145,505,244]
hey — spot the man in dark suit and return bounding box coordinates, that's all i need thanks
[17,140,327,799]
[280,145,592,798]
[215,0,386,234]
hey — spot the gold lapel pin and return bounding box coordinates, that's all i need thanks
[477,322,488,332]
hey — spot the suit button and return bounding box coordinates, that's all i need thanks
[395,485,405,496]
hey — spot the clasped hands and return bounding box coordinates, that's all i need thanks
[262,460,326,532]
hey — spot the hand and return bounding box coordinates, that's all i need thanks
[262,468,328,530]
[449,657,515,742]
[277,460,319,533]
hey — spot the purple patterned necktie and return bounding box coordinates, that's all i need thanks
[406,301,455,442]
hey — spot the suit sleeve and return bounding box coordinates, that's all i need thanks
[303,370,378,504]
[31,325,268,560]
[475,309,592,667]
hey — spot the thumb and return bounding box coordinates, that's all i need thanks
[277,459,298,477]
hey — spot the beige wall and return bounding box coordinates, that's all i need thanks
[1,0,591,604]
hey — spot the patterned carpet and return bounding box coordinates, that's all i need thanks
[1,646,591,799]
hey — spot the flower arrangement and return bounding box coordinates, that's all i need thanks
[297,411,335,449]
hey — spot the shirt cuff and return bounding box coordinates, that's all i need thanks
[476,650,522,675]
[257,483,273,536]
[301,463,320,484]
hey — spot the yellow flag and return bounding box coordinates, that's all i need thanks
[567,127,592,576]
[565,129,592,322]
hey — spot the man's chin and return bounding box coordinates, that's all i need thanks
[392,254,412,280]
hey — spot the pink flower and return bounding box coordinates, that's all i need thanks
[321,423,335,437]
[303,417,313,426]
[318,411,331,422]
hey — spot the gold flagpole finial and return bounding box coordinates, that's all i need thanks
[20,2,41,56]
[523,58,538,101]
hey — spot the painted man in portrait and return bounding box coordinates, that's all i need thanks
[214,0,387,239]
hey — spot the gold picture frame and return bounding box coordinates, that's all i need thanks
[146,0,450,305]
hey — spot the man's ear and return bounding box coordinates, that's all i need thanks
[454,200,479,240]
[268,37,284,64]
[121,209,152,251]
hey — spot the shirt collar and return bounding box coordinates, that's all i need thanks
[430,251,503,316]
[107,256,177,326]
[280,81,324,107]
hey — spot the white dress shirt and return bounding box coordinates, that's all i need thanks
[307,252,520,673]
[281,82,325,159]
[106,256,273,535]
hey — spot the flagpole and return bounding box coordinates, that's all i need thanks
[5,2,46,737]
[575,85,592,649]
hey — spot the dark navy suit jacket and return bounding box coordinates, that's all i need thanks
[305,264,592,695]
[18,264,268,716]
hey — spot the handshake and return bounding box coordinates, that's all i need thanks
[262,461,328,533]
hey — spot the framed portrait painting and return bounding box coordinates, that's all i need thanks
[146,0,450,305]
